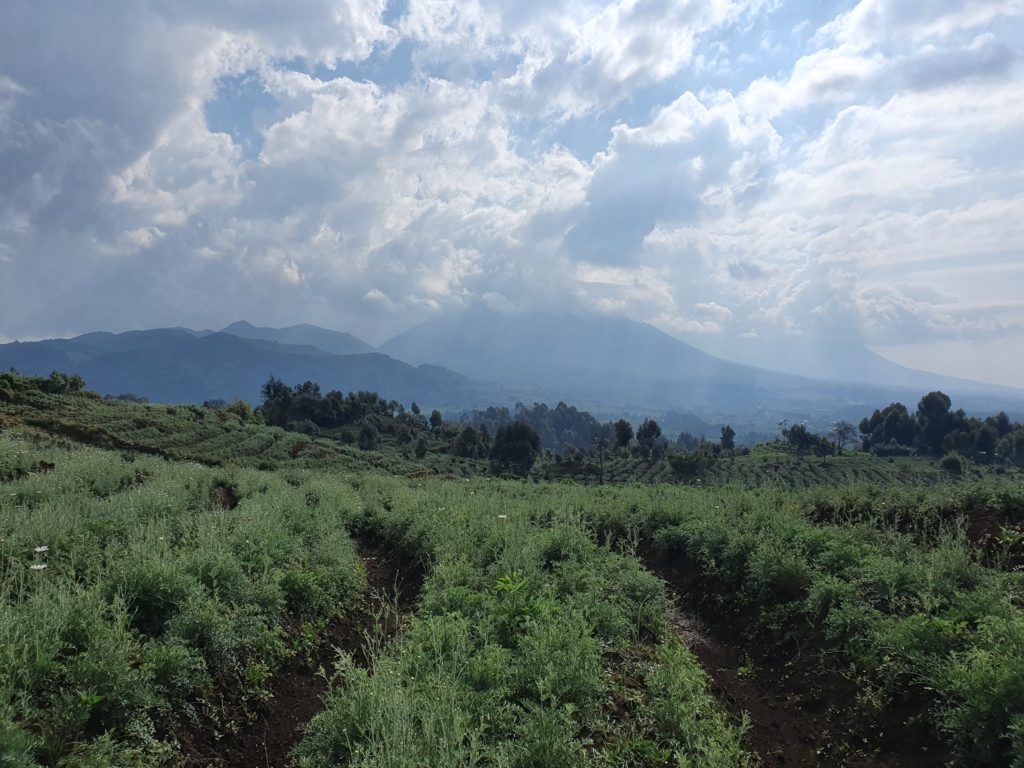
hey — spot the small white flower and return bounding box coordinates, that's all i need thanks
[33,545,49,553]
[29,563,48,571]
[497,514,508,520]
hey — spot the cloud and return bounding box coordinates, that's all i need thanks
[0,0,1022,374]
[399,0,772,119]
[563,90,779,264]
[819,0,1024,46]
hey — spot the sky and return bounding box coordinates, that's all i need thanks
[1,0,1023,386]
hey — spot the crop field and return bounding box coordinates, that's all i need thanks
[3,389,1024,766]
[544,445,975,489]
[0,430,369,766]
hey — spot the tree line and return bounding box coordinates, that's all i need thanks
[859,391,1024,466]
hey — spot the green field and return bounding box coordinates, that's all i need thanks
[3,383,1024,766]
[542,443,986,488]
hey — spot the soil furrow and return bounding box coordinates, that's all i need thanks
[647,549,943,767]
[179,538,421,767]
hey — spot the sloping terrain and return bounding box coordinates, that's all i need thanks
[381,308,1024,420]
[221,321,376,357]
[0,329,491,408]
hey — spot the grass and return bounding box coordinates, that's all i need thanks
[297,474,750,767]
[579,482,1024,766]
[0,383,484,479]
[0,431,365,766]
[542,444,971,488]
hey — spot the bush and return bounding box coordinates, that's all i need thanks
[941,451,964,475]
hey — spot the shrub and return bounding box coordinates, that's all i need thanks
[941,451,964,475]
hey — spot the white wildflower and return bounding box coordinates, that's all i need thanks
[497,514,508,521]
[33,545,49,553]
[29,563,48,571]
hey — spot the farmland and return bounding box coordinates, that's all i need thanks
[2,381,1024,766]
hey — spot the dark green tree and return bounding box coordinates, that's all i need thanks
[261,376,293,427]
[636,419,662,460]
[452,425,481,458]
[975,424,999,458]
[413,434,429,459]
[720,424,736,451]
[613,419,633,451]
[917,391,952,455]
[490,422,541,477]
[429,409,444,430]
[357,419,379,450]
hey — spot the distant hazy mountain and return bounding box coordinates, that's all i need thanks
[381,309,827,412]
[221,321,375,356]
[380,309,1024,422]
[685,333,1019,399]
[6,314,1022,428]
[0,329,486,407]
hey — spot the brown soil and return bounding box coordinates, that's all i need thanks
[210,484,239,510]
[645,548,947,768]
[966,510,1024,571]
[177,538,422,767]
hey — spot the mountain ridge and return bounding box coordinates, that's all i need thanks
[0,329,486,408]
[221,320,375,356]
[4,314,1022,425]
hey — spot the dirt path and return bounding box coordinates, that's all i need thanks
[647,549,944,767]
[179,538,422,768]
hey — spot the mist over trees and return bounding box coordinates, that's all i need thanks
[464,401,608,452]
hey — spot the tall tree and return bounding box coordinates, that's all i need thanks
[490,422,541,477]
[636,419,662,460]
[613,419,634,452]
[830,421,858,454]
[720,424,736,451]
[260,376,292,427]
[591,423,613,484]
[917,391,952,455]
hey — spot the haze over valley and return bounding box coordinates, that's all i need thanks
[4,311,1022,440]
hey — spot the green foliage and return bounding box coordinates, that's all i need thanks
[720,424,736,451]
[467,401,611,453]
[581,481,1024,766]
[860,392,1024,466]
[490,422,541,477]
[413,434,429,459]
[298,475,748,767]
[358,418,379,450]
[941,451,965,475]
[0,432,365,764]
[7,375,1024,766]
[636,419,663,460]
[614,418,634,450]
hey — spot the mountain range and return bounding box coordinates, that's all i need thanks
[0,328,488,408]
[2,311,1022,431]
